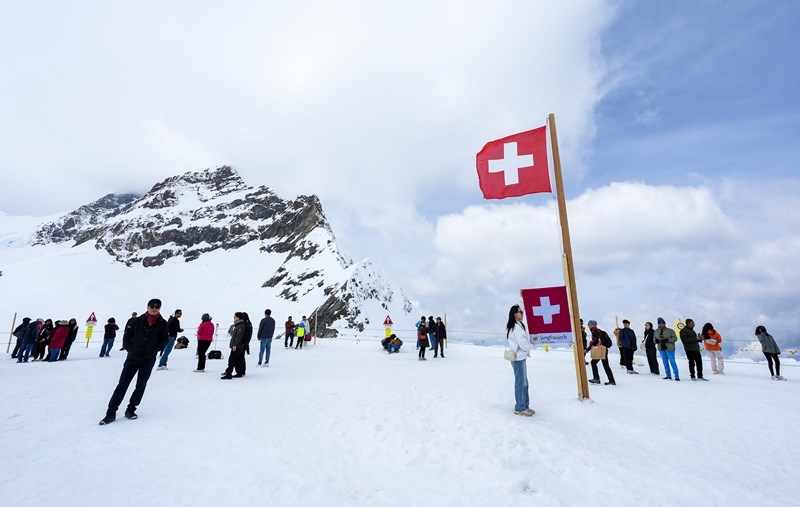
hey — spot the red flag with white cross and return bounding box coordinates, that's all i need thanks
[520,286,572,344]
[476,126,552,199]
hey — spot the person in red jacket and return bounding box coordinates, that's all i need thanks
[195,313,215,372]
[48,321,70,362]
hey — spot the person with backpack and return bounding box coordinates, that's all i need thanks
[295,316,307,349]
[100,318,119,358]
[655,317,680,381]
[755,325,785,380]
[257,309,276,366]
[701,322,724,375]
[195,313,214,372]
[586,320,616,386]
[505,305,534,416]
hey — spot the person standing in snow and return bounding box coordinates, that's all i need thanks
[257,309,276,366]
[17,319,41,363]
[642,322,659,375]
[701,323,724,375]
[158,309,183,370]
[434,316,446,358]
[618,319,638,374]
[99,298,169,425]
[221,313,247,379]
[195,313,214,372]
[295,316,308,349]
[48,320,70,362]
[11,317,30,359]
[416,318,428,361]
[427,315,437,356]
[655,317,680,381]
[755,326,785,380]
[239,312,253,374]
[33,319,53,361]
[284,317,295,348]
[119,312,137,351]
[506,305,534,416]
[60,318,79,360]
[586,320,616,386]
[100,318,119,358]
[680,319,707,381]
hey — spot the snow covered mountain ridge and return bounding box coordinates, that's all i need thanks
[1,166,414,335]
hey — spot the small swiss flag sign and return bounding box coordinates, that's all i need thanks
[383,315,393,326]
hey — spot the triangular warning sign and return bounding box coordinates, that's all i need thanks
[87,312,97,323]
[383,315,393,326]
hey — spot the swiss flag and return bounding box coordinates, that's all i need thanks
[520,286,572,344]
[476,126,552,199]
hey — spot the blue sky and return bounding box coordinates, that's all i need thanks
[587,0,800,189]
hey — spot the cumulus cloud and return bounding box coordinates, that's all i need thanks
[419,180,800,345]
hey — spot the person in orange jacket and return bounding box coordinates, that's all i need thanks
[701,323,724,375]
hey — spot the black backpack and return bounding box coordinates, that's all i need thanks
[600,330,613,348]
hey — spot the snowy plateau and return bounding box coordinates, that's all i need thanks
[0,166,414,336]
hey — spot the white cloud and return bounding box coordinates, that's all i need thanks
[418,180,800,345]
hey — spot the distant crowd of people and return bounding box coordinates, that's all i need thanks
[12,317,79,362]
[506,305,789,417]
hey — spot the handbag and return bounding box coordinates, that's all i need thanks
[589,345,607,360]
[504,349,517,361]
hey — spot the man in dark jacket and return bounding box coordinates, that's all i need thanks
[99,298,169,425]
[434,317,447,358]
[618,319,639,374]
[11,317,30,358]
[120,312,137,351]
[158,309,183,370]
[257,309,276,367]
[221,313,247,379]
[587,320,616,386]
[17,319,40,363]
[59,318,79,360]
[679,318,707,381]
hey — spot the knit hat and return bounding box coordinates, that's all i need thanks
[587,320,597,327]
[657,317,666,325]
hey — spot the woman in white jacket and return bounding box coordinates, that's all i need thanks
[506,305,534,416]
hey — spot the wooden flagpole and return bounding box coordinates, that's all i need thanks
[548,113,590,400]
[6,312,17,354]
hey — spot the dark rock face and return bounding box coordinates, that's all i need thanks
[33,166,334,267]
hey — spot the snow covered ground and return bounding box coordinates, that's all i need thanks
[2,338,798,506]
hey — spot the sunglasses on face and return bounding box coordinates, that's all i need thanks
[149,305,161,309]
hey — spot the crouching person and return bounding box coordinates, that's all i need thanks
[99,299,168,425]
[387,335,403,354]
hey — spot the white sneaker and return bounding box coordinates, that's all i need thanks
[514,410,533,417]
[157,366,167,371]
[193,369,204,372]
[777,375,787,381]
[264,364,269,367]
[772,375,778,380]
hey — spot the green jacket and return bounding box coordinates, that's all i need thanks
[757,332,780,355]
[655,327,677,351]
[679,327,701,352]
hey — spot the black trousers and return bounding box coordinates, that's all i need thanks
[196,340,211,370]
[107,356,157,415]
[295,337,304,349]
[435,339,445,357]
[226,348,245,375]
[591,358,615,382]
[418,345,426,358]
[645,346,660,374]
[285,332,293,348]
[686,350,704,378]
[11,338,21,358]
[764,352,781,376]
[59,340,74,360]
[621,348,635,371]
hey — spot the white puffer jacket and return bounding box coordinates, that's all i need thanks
[506,321,533,361]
